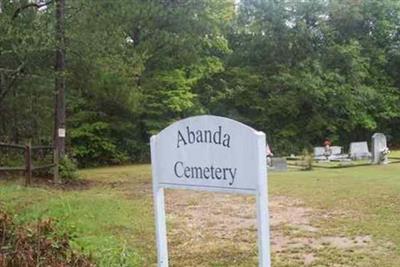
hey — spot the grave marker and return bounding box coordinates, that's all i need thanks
[330,146,342,155]
[314,146,327,160]
[313,146,325,157]
[270,157,288,171]
[371,133,388,164]
[150,115,271,267]
[349,141,371,160]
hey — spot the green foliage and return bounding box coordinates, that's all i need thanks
[0,210,94,266]
[59,155,80,180]
[70,122,129,167]
[301,149,313,171]
[0,165,156,266]
[200,0,400,154]
[1,0,400,163]
[0,149,24,167]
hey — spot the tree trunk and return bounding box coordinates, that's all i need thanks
[54,0,66,160]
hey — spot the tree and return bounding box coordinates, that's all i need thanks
[1,0,400,163]
[54,0,66,159]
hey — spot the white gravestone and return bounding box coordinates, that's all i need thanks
[314,147,327,160]
[150,115,271,267]
[315,146,348,161]
[270,157,288,171]
[330,146,342,155]
[328,146,350,161]
[314,147,325,156]
[371,133,388,164]
[349,141,371,160]
[314,146,326,158]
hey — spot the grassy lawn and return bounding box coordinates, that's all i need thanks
[389,150,400,158]
[1,159,400,266]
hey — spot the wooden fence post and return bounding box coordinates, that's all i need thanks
[25,143,32,186]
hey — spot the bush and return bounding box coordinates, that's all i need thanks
[70,122,130,167]
[0,149,24,167]
[301,149,313,171]
[0,210,94,267]
[59,156,80,180]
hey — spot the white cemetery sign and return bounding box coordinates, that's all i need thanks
[150,115,271,267]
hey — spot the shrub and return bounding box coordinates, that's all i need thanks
[59,156,80,180]
[301,149,313,171]
[70,122,130,167]
[0,210,94,267]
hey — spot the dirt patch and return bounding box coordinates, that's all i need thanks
[269,195,314,228]
[163,190,391,266]
[303,253,316,266]
[110,179,152,199]
[31,177,95,191]
[318,236,371,249]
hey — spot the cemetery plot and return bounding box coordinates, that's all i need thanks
[311,134,390,165]
[313,146,349,162]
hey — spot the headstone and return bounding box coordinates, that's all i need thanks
[314,145,349,161]
[328,146,350,161]
[270,157,288,171]
[371,133,389,164]
[349,141,371,160]
[150,115,271,267]
[314,147,325,156]
[314,147,327,160]
[330,146,342,155]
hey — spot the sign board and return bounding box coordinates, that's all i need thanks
[150,115,270,267]
[58,128,66,138]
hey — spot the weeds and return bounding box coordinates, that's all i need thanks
[0,210,94,267]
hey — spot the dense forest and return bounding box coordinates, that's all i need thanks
[1,0,399,166]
